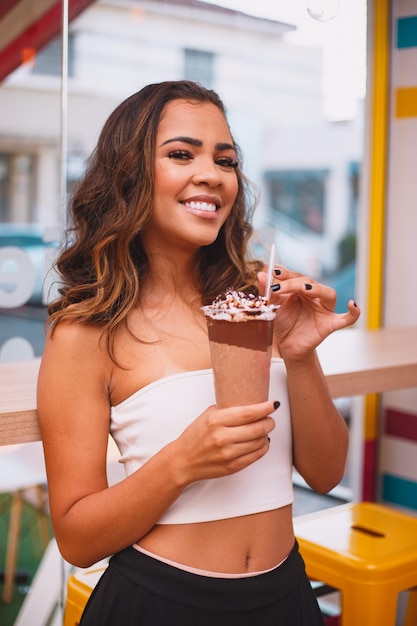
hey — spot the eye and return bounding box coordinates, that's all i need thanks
[216,157,239,169]
[168,149,193,161]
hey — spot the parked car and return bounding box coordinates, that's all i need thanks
[0,223,58,307]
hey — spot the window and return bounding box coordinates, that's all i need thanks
[347,161,360,233]
[264,169,329,234]
[0,153,36,223]
[32,33,75,77]
[183,48,215,88]
[0,154,9,222]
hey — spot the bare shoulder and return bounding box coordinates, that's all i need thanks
[44,319,106,355]
[38,320,112,418]
[41,320,112,374]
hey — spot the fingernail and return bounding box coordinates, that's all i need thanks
[271,283,281,292]
[273,400,280,410]
[274,268,281,276]
[305,283,312,290]
[353,301,358,307]
[267,437,271,443]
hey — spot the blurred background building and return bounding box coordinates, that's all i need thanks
[0,0,364,321]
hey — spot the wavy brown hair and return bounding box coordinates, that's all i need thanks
[48,80,263,357]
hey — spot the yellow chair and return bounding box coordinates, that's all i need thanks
[64,565,107,626]
[294,502,417,626]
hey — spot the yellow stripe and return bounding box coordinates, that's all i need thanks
[364,394,380,440]
[396,87,417,118]
[367,0,389,330]
[363,0,390,444]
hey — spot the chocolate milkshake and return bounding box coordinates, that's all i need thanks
[202,290,277,408]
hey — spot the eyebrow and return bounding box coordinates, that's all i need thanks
[160,136,236,151]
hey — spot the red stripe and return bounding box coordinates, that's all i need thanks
[0,0,20,22]
[362,438,377,501]
[384,407,417,442]
[0,0,95,82]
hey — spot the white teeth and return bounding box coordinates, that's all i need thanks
[185,201,217,212]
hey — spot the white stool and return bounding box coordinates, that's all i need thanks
[0,442,50,603]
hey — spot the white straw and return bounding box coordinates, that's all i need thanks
[264,243,276,301]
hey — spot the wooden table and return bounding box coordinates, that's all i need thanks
[318,325,417,398]
[0,358,41,445]
[1,326,417,446]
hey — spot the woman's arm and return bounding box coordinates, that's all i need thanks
[38,323,186,566]
[285,352,348,492]
[38,322,276,567]
[258,266,360,493]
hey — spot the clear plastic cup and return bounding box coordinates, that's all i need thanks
[202,292,277,408]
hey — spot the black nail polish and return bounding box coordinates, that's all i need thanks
[305,283,312,290]
[273,400,280,410]
[274,268,281,276]
[353,301,358,307]
[271,283,280,292]
[267,437,271,443]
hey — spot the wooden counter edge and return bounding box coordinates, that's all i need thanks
[0,409,41,445]
[325,363,417,398]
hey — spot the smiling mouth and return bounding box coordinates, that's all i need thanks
[181,201,218,212]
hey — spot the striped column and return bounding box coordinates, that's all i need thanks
[379,6,417,512]
[380,408,417,511]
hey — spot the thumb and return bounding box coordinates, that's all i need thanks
[333,300,361,330]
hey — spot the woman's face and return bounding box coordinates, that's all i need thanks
[146,99,239,254]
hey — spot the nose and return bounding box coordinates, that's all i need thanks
[192,157,222,187]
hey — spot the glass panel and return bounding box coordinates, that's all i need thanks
[0,22,376,626]
[0,2,366,348]
[0,0,366,356]
[0,6,369,611]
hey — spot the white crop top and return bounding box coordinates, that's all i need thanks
[110,358,294,524]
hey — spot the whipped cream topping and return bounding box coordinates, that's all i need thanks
[202,290,277,321]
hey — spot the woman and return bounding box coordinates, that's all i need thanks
[38,80,360,625]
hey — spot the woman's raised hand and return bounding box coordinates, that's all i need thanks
[258,266,360,362]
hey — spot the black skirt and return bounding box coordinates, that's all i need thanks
[78,540,325,625]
